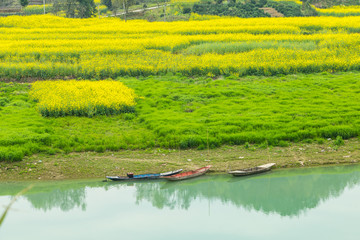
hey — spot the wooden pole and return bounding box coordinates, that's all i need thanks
[123,0,126,22]
[164,0,166,22]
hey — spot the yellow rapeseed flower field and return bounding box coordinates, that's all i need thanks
[1,15,360,78]
[317,5,360,16]
[29,80,137,117]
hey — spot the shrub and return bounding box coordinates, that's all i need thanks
[0,148,24,162]
[277,140,290,147]
[192,2,270,18]
[319,126,358,139]
[265,1,303,17]
[183,7,191,14]
[0,97,9,107]
[334,136,345,147]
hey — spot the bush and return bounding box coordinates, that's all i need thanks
[0,98,9,107]
[277,140,290,147]
[95,145,106,153]
[0,148,24,162]
[334,136,345,147]
[101,0,112,9]
[319,126,358,139]
[180,136,203,149]
[265,1,303,17]
[192,2,270,18]
[183,7,191,14]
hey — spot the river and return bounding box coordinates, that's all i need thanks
[1,164,360,239]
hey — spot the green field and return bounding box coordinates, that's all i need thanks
[1,71,359,162]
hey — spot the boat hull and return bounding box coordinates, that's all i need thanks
[228,163,276,177]
[163,165,212,181]
[106,169,183,181]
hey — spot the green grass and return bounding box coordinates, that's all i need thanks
[319,12,360,17]
[1,71,360,162]
[183,41,318,55]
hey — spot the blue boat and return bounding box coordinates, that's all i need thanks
[106,169,183,181]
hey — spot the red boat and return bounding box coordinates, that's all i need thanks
[162,165,212,181]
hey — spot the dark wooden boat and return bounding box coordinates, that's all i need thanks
[162,165,212,181]
[106,169,183,181]
[228,163,276,176]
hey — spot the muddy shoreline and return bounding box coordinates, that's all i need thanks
[1,138,359,181]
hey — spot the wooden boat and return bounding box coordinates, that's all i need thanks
[162,165,212,181]
[106,169,183,181]
[228,163,276,176]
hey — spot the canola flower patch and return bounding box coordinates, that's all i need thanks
[29,80,137,117]
[274,0,360,16]
[273,0,302,5]
[317,5,360,16]
[1,15,360,79]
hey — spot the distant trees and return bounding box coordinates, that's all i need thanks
[77,0,97,17]
[53,0,96,18]
[101,0,112,9]
[108,0,135,17]
[307,0,360,7]
[300,0,318,16]
[19,0,28,8]
[192,1,271,18]
[51,0,137,19]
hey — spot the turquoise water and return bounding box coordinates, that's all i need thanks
[1,165,360,240]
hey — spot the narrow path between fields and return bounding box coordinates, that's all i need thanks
[108,5,168,17]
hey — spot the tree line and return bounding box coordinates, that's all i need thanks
[52,0,137,18]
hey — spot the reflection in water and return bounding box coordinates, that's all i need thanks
[1,165,360,217]
[0,180,103,212]
[25,189,86,212]
[111,164,360,216]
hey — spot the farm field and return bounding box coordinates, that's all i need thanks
[1,72,360,163]
[1,15,360,80]
[1,14,360,175]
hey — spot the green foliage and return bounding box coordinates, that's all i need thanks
[334,135,345,147]
[319,12,360,17]
[183,41,318,55]
[308,0,360,7]
[300,0,318,16]
[265,0,304,17]
[0,97,9,107]
[0,148,24,162]
[182,7,191,14]
[23,5,53,15]
[19,0,28,8]
[53,0,96,18]
[192,2,270,18]
[319,126,358,139]
[101,0,112,9]
[111,0,136,16]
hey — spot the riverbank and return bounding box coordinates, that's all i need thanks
[1,138,358,181]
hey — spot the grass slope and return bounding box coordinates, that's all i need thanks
[1,71,360,162]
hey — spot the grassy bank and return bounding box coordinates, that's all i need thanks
[1,72,360,164]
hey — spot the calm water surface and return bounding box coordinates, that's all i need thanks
[1,165,360,240]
